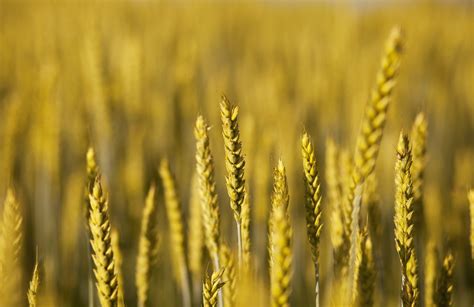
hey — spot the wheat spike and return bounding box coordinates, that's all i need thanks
[352,227,375,307]
[394,132,419,307]
[111,229,125,307]
[0,188,24,306]
[434,250,454,307]
[88,176,119,307]
[469,189,474,260]
[203,269,226,307]
[220,244,236,307]
[270,195,292,307]
[301,132,323,307]
[345,27,403,287]
[424,241,438,306]
[410,113,427,232]
[194,115,221,269]
[159,159,192,307]
[240,192,251,271]
[136,184,159,307]
[220,95,248,268]
[27,252,40,307]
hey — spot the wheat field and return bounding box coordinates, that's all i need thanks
[0,0,473,306]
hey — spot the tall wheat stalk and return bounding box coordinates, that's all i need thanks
[88,176,119,307]
[136,184,159,307]
[220,95,249,269]
[301,133,323,307]
[159,159,192,307]
[394,132,419,307]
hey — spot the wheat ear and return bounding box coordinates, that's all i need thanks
[88,176,119,307]
[352,227,375,307]
[469,189,474,260]
[410,113,427,233]
[136,184,159,307]
[301,132,323,307]
[203,269,226,307]
[220,243,236,307]
[269,160,292,307]
[27,251,40,307]
[194,115,221,269]
[111,229,125,307]
[435,250,454,307]
[159,159,192,307]
[220,95,249,269]
[394,132,419,307]
[0,188,24,306]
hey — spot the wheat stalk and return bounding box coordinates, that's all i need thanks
[410,113,427,233]
[188,172,204,301]
[220,95,249,269]
[220,243,236,307]
[159,159,192,307]
[136,184,159,307]
[424,241,438,306]
[194,115,221,269]
[269,160,292,307]
[301,132,323,307]
[88,176,119,307]
[28,252,40,307]
[352,227,375,307]
[0,188,24,306]
[394,132,419,307]
[469,189,474,260]
[203,269,226,307]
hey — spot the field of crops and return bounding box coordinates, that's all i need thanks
[0,1,473,306]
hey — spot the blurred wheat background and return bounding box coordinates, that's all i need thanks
[0,0,473,306]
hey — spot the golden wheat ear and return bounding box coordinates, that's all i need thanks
[0,188,24,306]
[194,115,221,270]
[435,249,454,307]
[27,251,40,307]
[220,95,249,269]
[202,268,226,307]
[159,159,192,307]
[88,176,119,307]
[301,132,323,307]
[393,132,419,307]
[136,184,158,307]
[352,227,375,307]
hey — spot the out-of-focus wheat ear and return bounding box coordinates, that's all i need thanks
[0,188,24,306]
[202,269,226,307]
[159,159,192,307]
[88,176,119,307]
[410,113,427,233]
[469,189,474,260]
[111,229,125,307]
[270,185,292,307]
[220,95,248,269]
[435,250,454,307]
[188,172,204,301]
[346,27,403,288]
[28,251,40,307]
[424,241,438,306]
[241,192,251,271]
[194,115,221,269]
[301,132,323,307]
[352,227,375,307]
[220,243,236,307]
[136,184,159,307]
[393,132,419,307]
